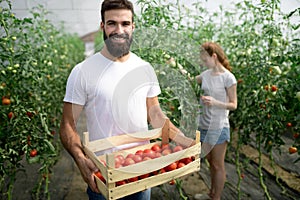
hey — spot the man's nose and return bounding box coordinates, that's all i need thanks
[114,24,124,34]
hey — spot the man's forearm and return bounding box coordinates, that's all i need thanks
[60,122,86,162]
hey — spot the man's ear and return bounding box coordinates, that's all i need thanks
[100,22,104,30]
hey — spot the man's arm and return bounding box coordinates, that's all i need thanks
[146,96,194,147]
[59,102,100,193]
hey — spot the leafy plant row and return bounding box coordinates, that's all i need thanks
[0,0,85,199]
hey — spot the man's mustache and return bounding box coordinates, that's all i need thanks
[108,33,129,40]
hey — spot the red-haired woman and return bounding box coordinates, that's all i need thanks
[195,42,237,200]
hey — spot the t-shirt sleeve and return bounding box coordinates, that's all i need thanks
[63,64,87,105]
[225,72,237,88]
[140,63,161,98]
[147,82,161,97]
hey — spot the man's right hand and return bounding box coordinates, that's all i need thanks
[77,156,100,193]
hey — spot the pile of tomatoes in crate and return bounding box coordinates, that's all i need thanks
[94,143,195,186]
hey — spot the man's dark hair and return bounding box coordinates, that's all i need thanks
[101,0,134,22]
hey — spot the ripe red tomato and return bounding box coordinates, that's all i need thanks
[177,162,186,169]
[8,111,14,119]
[159,168,166,174]
[30,149,38,157]
[139,173,150,179]
[123,157,135,166]
[132,154,143,163]
[151,144,161,152]
[182,157,193,165]
[161,143,170,150]
[26,111,34,118]
[293,133,299,139]
[143,149,155,158]
[271,85,277,92]
[172,145,183,152]
[142,156,152,161]
[165,162,177,171]
[128,176,138,182]
[154,152,162,158]
[161,148,172,156]
[286,122,292,128]
[94,171,106,183]
[169,179,176,185]
[116,180,127,186]
[115,162,122,168]
[135,150,144,156]
[152,170,159,176]
[116,155,125,164]
[2,97,11,105]
[115,156,123,166]
[289,146,297,154]
[126,153,135,159]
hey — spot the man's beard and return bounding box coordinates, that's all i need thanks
[103,31,133,58]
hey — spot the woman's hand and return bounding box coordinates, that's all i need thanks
[201,96,216,107]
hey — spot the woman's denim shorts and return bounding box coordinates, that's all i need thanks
[198,127,230,145]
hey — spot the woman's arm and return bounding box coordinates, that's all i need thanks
[201,84,237,111]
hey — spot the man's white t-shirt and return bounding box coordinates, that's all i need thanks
[63,52,161,153]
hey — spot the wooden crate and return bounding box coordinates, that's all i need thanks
[82,119,201,200]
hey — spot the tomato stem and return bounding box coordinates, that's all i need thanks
[235,131,242,200]
[257,135,272,200]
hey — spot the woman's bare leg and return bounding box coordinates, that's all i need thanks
[206,142,227,200]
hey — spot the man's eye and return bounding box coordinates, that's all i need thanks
[123,22,131,26]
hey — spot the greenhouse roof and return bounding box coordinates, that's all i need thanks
[4,0,300,37]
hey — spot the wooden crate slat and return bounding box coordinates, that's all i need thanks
[108,158,201,199]
[95,175,109,197]
[87,128,162,152]
[83,144,107,176]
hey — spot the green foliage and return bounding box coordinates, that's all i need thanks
[134,0,299,199]
[0,0,85,199]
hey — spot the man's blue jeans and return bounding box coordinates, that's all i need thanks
[87,186,151,200]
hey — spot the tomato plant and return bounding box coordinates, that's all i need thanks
[0,1,85,199]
